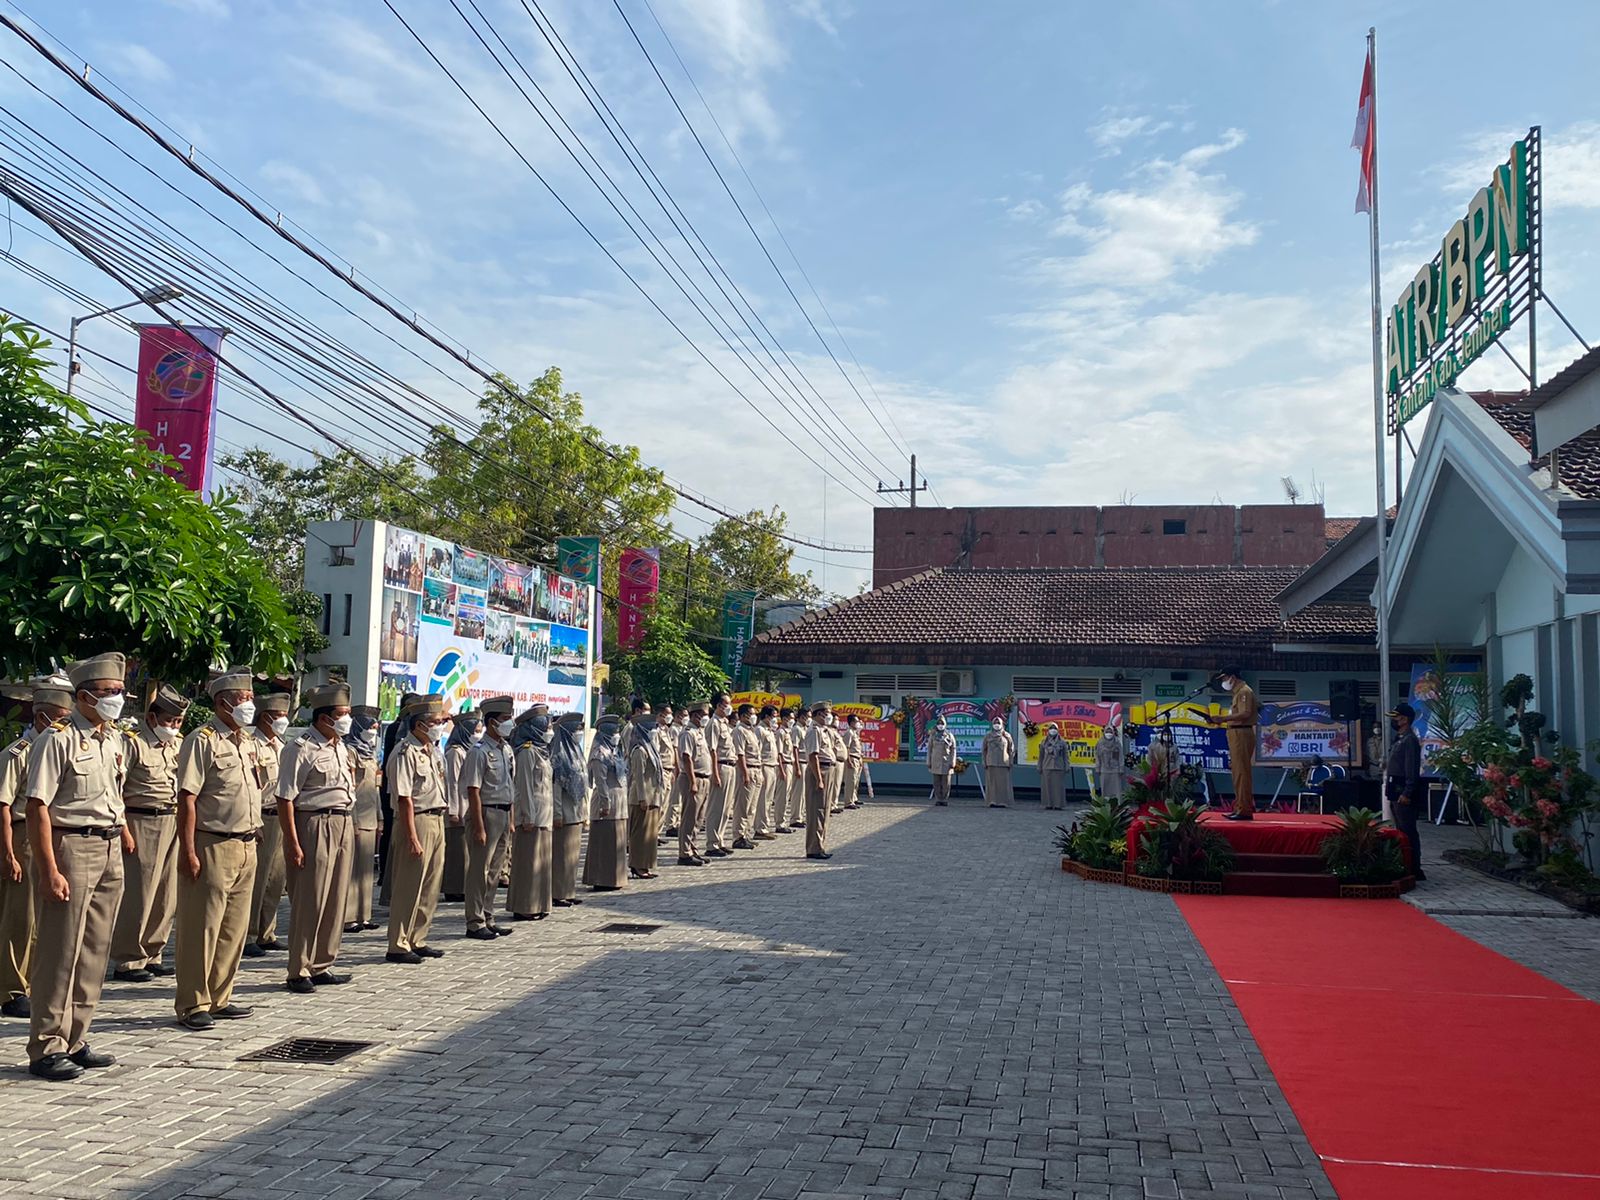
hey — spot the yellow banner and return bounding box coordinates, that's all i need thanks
[732,691,802,710]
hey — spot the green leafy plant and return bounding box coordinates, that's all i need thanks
[1058,794,1132,870]
[1320,807,1408,883]
[1135,799,1234,881]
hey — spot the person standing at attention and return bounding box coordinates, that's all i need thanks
[243,692,292,959]
[1385,701,1426,881]
[385,695,448,964]
[927,715,957,806]
[982,717,1016,808]
[1208,667,1259,821]
[460,697,517,941]
[1038,725,1069,810]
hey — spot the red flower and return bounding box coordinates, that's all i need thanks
[1532,756,1553,770]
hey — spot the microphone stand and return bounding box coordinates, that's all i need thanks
[1141,677,1221,802]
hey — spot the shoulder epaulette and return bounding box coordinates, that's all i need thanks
[198,726,217,739]
[48,719,70,733]
[5,739,26,759]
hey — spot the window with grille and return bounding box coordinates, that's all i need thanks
[1101,678,1143,699]
[1257,678,1297,700]
[857,673,897,691]
[1058,676,1100,696]
[1012,675,1056,695]
[897,673,937,691]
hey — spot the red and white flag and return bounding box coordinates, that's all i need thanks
[1351,46,1375,214]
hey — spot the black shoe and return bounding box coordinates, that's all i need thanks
[362,921,381,931]
[490,925,514,938]
[146,962,174,977]
[553,898,574,907]
[308,972,351,986]
[443,893,465,903]
[677,856,703,867]
[465,927,498,941]
[28,1053,83,1081]
[791,821,805,828]
[180,1010,215,1030]
[241,942,266,959]
[1225,812,1254,821]
[113,968,152,983]
[1,996,30,1018]
[934,801,947,806]
[285,976,316,995]
[806,852,833,860]
[414,946,445,959]
[733,838,756,850]
[212,1004,254,1020]
[663,826,679,838]
[774,826,791,834]
[69,1044,115,1069]
[532,912,549,920]
[386,950,423,965]
[512,912,538,921]
[569,897,583,905]
[343,923,362,934]
[257,941,282,953]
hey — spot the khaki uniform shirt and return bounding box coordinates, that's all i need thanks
[0,732,36,822]
[678,724,712,777]
[587,741,626,820]
[653,725,678,789]
[25,711,126,828]
[351,758,382,831]
[708,715,736,768]
[176,718,265,835]
[1040,735,1070,771]
[278,730,357,814]
[802,724,835,772]
[927,729,957,775]
[734,723,761,774]
[387,735,447,814]
[828,726,848,765]
[444,743,472,821]
[627,741,662,810]
[253,729,285,817]
[982,730,1014,767]
[844,728,864,766]
[459,738,515,809]
[512,742,553,828]
[758,725,780,768]
[122,723,180,813]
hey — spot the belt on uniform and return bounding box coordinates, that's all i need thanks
[484,803,511,810]
[125,806,175,817]
[694,772,711,779]
[260,807,277,816]
[718,759,736,765]
[55,825,121,838]
[198,829,256,841]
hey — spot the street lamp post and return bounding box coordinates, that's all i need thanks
[65,282,184,396]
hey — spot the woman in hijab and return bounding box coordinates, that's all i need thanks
[441,711,480,903]
[1038,724,1069,810]
[627,703,665,878]
[1095,723,1127,801]
[982,717,1016,808]
[509,705,554,920]
[583,713,629,891]
[550,711,590,907]
[343,706,384,933]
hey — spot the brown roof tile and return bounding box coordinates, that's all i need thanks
[1473,391,1600,500]
[748,567,1376,671]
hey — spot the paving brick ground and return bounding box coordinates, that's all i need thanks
[0,797,1590,1199]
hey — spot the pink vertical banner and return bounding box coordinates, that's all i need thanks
[133,324,224,499]
[617,547,660,651]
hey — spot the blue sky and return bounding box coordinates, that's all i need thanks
[3,0,1598,595]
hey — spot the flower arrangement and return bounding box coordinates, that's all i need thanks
[1022,721,1040,738]
[1135,800,1234,881]
[1055,794,1132,870]
[952,759,971,775]
[1320,807,1408,883]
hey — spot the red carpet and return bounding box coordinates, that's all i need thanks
[1125,811,1408,874]
[1176,896,1600,1198]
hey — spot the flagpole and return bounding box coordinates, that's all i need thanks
[1365,26,1393,771]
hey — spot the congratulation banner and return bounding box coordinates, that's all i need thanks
[1125,699,1230,772]
[133,325,224,498]
[1017,699,1122,766]
[834,701,900,763]
[912,698,1005,761]
[555,537,601,587]
[616,547,659,651]
[719,590,756,686]
[1256,702,1353,764]
[1408,661,1482,774]
[731,691,802,711]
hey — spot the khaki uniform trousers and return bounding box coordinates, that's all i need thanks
[345,825,378,926]
[250,812,286,946]
[705,770,737,853]
[753,766,776,835]
[731,770,758,842]
[175,833,256,1018]
[805,772,831,856]
[678,775,707,860]
[388,811,444,954]
[839,763,860,810]
[287,810,354,981]
[787,772,805,826]
[827,761,844,813]
[931,773,952,803]
[1,818,33,1001]
[110,810,178,970]
[663,771,684,830]
[29,828,123,1061]
[465,805,512,931]
[1228,731,1255,816]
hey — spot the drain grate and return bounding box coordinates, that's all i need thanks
[238,1037,374,1065]
[598,922,663,934]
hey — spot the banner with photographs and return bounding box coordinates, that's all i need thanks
[379,524,594,716]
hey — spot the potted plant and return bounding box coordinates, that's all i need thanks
[1135,800,1234,887]
[1320,807,1408,885]
[1056,794,1132,878]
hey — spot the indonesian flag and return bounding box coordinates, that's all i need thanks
[1351,45,1375,213]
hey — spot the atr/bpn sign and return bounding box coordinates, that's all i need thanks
[1386,130,1538,431]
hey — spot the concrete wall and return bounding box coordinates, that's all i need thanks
[872,504,1331,586]
[301,519,384,706]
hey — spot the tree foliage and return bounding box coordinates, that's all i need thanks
[0,317,298,682]
[605,610,726,711]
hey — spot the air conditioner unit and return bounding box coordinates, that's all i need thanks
[938,669,977,696]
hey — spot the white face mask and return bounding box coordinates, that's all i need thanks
[332,714,354,737]
[230,699,256,728]
[494,719,515,738]
[991,722,1004,733]
[471,726,484,741]
[271,716,290,737]
[152,723,180,744]
[935,721,947,732]
[744,712,757,726]
[432,724,449,743]
[1046,728,1059,738]
[360,729,378,747]
[1222,679,1235,692]
[92,693,125,723]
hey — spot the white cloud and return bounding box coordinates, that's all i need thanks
[1089,112,1173,153]
[1439,122,1600,212]
[259,161,326,207]
[96,43,173,85]
[1045,129,1256,290]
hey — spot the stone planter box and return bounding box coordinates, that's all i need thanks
[1338,880,1413,899]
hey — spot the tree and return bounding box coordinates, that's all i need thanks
[0,317,298,683]
[606,610,726,711]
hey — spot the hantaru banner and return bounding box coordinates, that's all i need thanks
[617,547,660,651]
[719,590,756,686]
[133,325,224,498]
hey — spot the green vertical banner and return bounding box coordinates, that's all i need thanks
[720,590,756,687]
[555,536,601,586]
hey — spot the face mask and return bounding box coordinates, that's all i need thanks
[991,722,1003,732]
[1046,728,1059,738]
[744,712,757,726]
[717,704,731,718]
[431,724,448,743]
[471,726,484,741]
[271,716,290,737]
[494,719,516,738]
[1222,679,1235,692]
[692,715,705,728]
[935,721,947,731]
[332,715,354,737]
[360,729,378,747]
[152,723,180,744]
[92,693,125,723]
[230,699,256,728]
